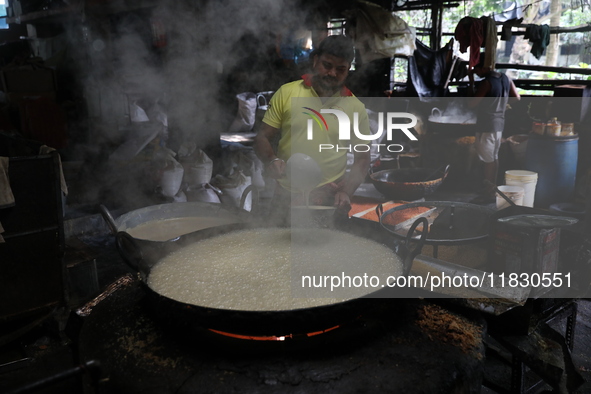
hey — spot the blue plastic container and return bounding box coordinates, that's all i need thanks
[524,133,578,208]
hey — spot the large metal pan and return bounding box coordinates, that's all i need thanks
[100,200,253,266]
[116,219,428,337]
[100,185,257,236]
[369,165,449,201]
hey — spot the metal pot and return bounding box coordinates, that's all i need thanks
[369,165,449,201]
[116,219,428,336]
[428,107,477,125]
[427,106,478,138]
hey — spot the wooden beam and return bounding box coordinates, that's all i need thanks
[496,63,591,76]
[429,3,439,50]
[439,22,591,38]
[450,79,591,90]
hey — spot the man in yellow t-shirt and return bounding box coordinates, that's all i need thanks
[254,35,370,213]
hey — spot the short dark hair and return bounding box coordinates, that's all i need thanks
[313,35,355,63]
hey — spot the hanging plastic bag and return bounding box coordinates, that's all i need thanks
[227,92,257,132]
[253,91,274,131]
[130,101,150,122]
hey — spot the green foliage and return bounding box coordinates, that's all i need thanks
[561,7,590,27]
[441,0,505,32]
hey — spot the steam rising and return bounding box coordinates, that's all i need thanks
[93,1,307,141]
[67,0,311,209]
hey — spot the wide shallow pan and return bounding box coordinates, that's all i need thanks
[116,219,428,337]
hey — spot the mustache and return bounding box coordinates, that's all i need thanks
[317,76,340,87]
[313,74,338,84]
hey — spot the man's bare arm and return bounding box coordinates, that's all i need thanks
[253,122,285,178]
[508,79,521,103]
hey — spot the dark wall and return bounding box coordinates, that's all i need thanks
[0,23,28,44]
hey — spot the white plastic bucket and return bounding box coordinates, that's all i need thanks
[505,170,538,208]
[496,185,525,210]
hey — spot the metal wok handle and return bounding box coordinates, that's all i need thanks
[116,231,144,271]
[375,203,384,219]
[442,164,450,179]
[240,185,259,212]
[99,204,118,235]
[402,217,429,275]
[256,93,268,108]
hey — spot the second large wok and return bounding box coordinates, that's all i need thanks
[370,166,449,201]
[117,220,427,337]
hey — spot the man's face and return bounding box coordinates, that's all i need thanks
[312,53,350,93]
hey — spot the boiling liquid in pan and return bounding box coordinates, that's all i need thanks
[147,228,403,311]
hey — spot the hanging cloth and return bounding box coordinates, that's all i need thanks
[345,0,416,62]
[501,17,523,41]
[408,39,453,98]
[454,17,484,68]
[525,24,550,59]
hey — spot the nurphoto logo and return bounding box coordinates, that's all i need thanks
[303,108,418,153]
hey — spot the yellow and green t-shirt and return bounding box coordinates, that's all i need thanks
[262,75,370,189]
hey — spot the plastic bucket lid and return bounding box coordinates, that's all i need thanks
[505,170,538,183]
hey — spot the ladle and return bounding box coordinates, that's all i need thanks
[422,164,449,182]
[484,180,518,208]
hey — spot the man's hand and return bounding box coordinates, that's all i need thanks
[266,158,285,179]
[333,190,351,212]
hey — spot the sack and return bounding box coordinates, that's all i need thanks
[160,157,184,197]
[181,148,214,187]
[186,183,221,203]
[155,148,184,197]
[228,92,257,132]
[212,170,252,211]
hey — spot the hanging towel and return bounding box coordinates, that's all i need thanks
[526,24,550,59]
[482,16,498,69]
[524,24,541,41]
